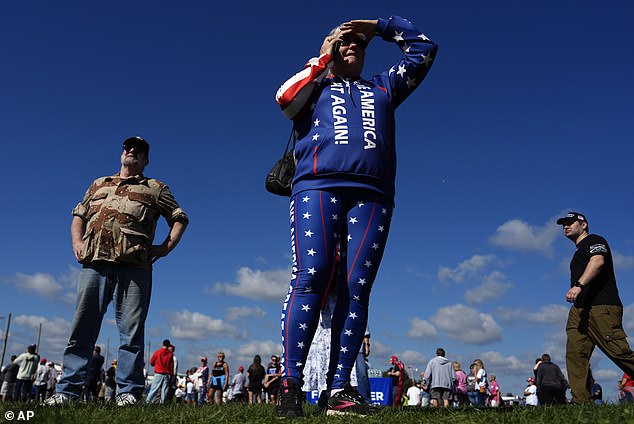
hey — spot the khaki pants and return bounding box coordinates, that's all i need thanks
[566,304,634,403]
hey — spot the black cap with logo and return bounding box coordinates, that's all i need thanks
[123,136,150,157]
[556,212,587,225]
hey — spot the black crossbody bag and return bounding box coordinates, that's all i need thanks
[265,127,296,197]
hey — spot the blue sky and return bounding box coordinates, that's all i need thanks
[1,0,633,402]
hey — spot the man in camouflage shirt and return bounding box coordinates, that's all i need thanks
[47,136,188,406]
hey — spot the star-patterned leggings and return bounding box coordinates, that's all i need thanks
[280,188,392,390]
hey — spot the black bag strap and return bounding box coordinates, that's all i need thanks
[284,126,296,155]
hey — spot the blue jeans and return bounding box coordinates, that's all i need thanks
[56,262,152,399]
[146,373,170,404]
[467,391,479,405]
[197,386,207,404]
[14,380,33,402]
[354,354,371,403]
[476,391,486,406]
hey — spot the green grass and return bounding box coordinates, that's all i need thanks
[1,402,633,424]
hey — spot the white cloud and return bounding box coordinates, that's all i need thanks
[11,315,72,360]
[176,345,246,369]
[495,304,568,327]
[438,255,495,284]
[489,219,559,255]
[541,331,567,364]
[254,255,268,265]
[464,271,513,305]
[58,265,81,289]
[2,268,76,305]
[614,253,634,269]
[147,326,167,340]
[398,349,427,372]
[624,304,634,332]
[478,351,527,374]
[166,309,244,341]
[13,315,71,339]
[206,267,290,301]
[407,317,437,340]
[431,304,502,345]
[495,307,522,322]
[16,273,61,296]
[5,272,63,300]
[225,306,267,322]
[368,340,391,366]
[592,368,621,381]
[404,265,433,281]
[525,304,569,325]
[234,340,283,366]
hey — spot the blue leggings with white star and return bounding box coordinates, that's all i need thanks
[280,188,392,390]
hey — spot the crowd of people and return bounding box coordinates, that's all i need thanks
[399,352,499,407]
[397,350,634,408]
[4,339,634,410]
[0,345,58,403]
[0,343,119,404]
[139,347,285,406]
[173,353,282,405]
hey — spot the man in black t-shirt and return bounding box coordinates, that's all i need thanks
[1,356,19,402]
[387,355,405,406]
[264,355,282,404]
[84,346,104,401]
[557,212,634,404]
[534,353,568,404]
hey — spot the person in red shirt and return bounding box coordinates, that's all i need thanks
[387,356,405,406]
[145,339,174,404]
[619,373,634,401]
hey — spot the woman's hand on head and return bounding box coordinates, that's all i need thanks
[339,19,378,43]
[320,31,342,56]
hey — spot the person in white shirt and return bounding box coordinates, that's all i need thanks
[33,359,50,403]
[186,375,196,406]
[175,385,185,403]
[524,377,538,406]
[406,382,422,406]
[230,366,247,402]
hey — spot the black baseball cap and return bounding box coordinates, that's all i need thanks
[556,212,587,225]
[123,136,150,157]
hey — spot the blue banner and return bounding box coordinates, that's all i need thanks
[304,377,392,406]
[370,377,392,406]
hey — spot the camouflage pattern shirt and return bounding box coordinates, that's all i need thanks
[72,173,188,268]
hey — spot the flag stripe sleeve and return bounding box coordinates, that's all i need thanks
[275,53,332,119]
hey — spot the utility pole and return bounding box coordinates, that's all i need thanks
[36,322,42,354]
[1,313,12,369]
[146,340,151,383]
[105,338,109,366]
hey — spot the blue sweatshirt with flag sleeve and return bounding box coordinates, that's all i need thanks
[275,16,437,204]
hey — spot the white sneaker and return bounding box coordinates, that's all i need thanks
[42,393,76,406]
[115,393,139,406]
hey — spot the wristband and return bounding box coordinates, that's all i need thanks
[574,281,585,289]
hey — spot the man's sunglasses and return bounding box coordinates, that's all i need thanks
[339,35,368,50]
[560,220,580,226]
[123,144,146,154]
